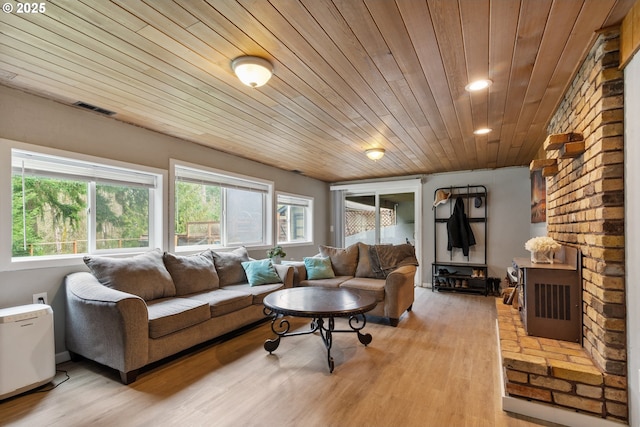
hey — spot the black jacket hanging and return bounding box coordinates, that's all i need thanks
[446,197,476,256]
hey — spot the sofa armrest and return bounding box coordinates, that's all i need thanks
[383,265,417,321]
[272,263,294,288]
[65,272,149,376]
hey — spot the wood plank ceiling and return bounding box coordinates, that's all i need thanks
[0,0,633,182]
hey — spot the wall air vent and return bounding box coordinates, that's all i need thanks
[73,101,116,116]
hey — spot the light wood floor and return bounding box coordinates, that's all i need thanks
[0,288,562,427]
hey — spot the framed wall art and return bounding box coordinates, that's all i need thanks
[530,169,546,223]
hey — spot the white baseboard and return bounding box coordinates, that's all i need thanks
[495,320,628,427]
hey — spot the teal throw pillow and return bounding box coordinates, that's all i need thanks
[241,259,282,286]
[304,257,335,280]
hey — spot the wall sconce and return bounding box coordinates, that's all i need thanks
[365,148,385,160]
[231,56,273,88]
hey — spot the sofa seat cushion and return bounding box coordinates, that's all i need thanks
[147,298,210,339]
[187,289,253,317]
[339,278,386,302]
[222,282,285,304]
[299,276,353,288]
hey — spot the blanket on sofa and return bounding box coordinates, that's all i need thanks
[369,244,419,278]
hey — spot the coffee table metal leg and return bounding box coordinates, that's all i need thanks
[264,311,371,373]
[349,314,372,346]
[264,311,320,354]
[316,317,335,373]
[264,314,290,353]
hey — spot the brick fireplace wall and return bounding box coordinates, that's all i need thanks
[542,27,626,420]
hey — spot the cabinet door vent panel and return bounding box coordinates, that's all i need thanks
[533,282,571,321]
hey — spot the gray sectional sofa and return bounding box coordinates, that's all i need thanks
[65,247,292,384]
[296,243,418,326]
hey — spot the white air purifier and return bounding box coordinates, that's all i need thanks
[0,304,55,400]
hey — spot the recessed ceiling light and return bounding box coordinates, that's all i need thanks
[465,79,492,92]
[474,128,492,135]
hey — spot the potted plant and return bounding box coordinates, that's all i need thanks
[266,245,286,264]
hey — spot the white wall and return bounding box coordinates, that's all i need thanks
[423,167,531,282]
[625,52,640,427]
[0,85,330,358]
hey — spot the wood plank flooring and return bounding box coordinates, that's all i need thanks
[0,288,561,427]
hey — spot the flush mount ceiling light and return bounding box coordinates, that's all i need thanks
[231,56,273,88]
[365,148,385,160]
[465,79,493,92]
[474,128,492,135]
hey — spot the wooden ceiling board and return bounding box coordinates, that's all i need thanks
[395,0,459,171]
[516,0,620,165]
[460,0,490,169]
[357,0,442,169]
[487,0,520,169]
[0,0,633,182]
[495,0,552,167]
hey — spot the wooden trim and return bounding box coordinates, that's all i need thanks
[621,0,640,68]
[560,140,586,158]
[542,164,559,177]
[544,133,583,151]
[529,158,556,171]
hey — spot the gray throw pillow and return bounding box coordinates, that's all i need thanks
[319,244,358,277]
[355,242,376,278]
[83,249,176,301]
[163,250,219,295]
[211,247,251,286]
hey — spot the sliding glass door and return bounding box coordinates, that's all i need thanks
[332,179,422,285]
[344,192,415,247]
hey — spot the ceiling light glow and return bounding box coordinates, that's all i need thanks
[365,148,385,160]
[465,79,492,92]
[474,128,492,135]
[231,56,273,88]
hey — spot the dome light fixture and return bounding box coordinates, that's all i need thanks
[365,148,385,161]
[474,127,492,135]
[231,56,273,88]
[465,79,492,92]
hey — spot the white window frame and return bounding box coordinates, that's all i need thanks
[0,139,166,271]
[276,192,314,246]
[170,159,273,253]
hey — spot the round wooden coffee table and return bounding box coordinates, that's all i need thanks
[262,287,377,373]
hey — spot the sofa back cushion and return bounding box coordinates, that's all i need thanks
[355,242,375,278]
[319,244,358,277]
[211,247,251,286]
[83,249,176,301]
[163,251,219,295]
